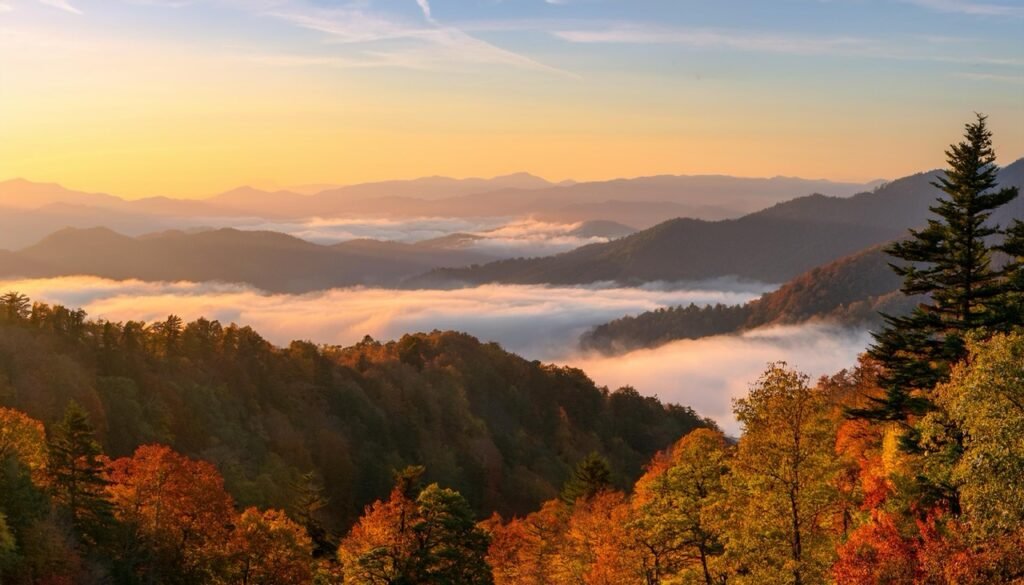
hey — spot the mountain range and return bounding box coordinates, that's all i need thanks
[418,159,1024,287]
[0,173,881,249]
[1,227,497,292]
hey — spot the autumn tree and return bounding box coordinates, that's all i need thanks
[225,507,314,585]
[724,364,841,585]
[0,406,47,482]
[559,490,642,585]
[338,471,493,585]
[47,401,112,543]
[0,408,51,580]
[486,500,569,585]
[937,332,1024,537]
[107,444,236,584]
[630,428,730,585]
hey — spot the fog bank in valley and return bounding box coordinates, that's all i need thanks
[0,276,870,431]
[0,276,768,358]
[569,324,872,434]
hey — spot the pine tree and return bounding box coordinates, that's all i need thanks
[289,470,332,557]
[560,452,612,504]
[856,114,1018,422]
[996,219,1024,326]
[48,401,112,544]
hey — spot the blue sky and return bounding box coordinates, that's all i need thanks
[0,0,1022,196]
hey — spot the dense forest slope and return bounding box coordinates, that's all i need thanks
[417,159,1024,287]
[0,227,497,292]
[0,299,710,529]
[580,245,914,353]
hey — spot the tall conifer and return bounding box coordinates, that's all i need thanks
[857,114,1018,422]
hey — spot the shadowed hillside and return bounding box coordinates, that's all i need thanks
[0,300,712,528]
[580,245,915,353]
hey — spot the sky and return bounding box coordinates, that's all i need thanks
[1,0,1023,198]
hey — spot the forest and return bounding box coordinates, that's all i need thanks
[4,114,1024,584]
[580,245,914,354]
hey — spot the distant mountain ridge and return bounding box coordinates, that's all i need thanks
[415,158,1024,288]
[0,227,498,292]
[0,172,886,249]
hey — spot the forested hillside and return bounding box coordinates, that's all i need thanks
[0,297,709,528]
[417,158,1024,287]
[581,245,912,353]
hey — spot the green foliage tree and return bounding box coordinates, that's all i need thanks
[559,452,612,505]
[629,428,730,585]
[862,114,1019,422]
[47,401,112,544]
[725,364,840,585]
[408,485,493,585]
[996,220,1024,326]
[290,470,333,557]
[937,332,1024,537]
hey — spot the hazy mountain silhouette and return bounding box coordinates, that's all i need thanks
[309,175,881,226]
[415,158,1024,287]
[1,227,496,292]
[0,179,122,209]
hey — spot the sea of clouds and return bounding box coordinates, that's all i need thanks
[204,216,617,257]
[0,276,869,432]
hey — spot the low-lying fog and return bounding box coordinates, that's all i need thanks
[0,276,868,433]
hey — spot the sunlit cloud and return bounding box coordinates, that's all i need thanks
[553,26,878,56]
[226,216,622,255]
[569,324,872,434]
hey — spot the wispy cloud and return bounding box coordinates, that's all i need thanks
[37,0,81,13]
[267,3,573,76]
[955,71,1024,83]
[903,0,1024,16]
[415,0,434,23]
[553,26,878,57]
[550,23,1024,68]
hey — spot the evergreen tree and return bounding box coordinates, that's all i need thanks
[857,114,1018,422]
[48,401,112,544]
[0,292,30,322]
[560,452,612,504]
[290,470,333,557]
[997,219,1024,326]
[408,485,493,585]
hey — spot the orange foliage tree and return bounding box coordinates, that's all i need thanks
[107,444,235,583]
[225,507,315,585]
